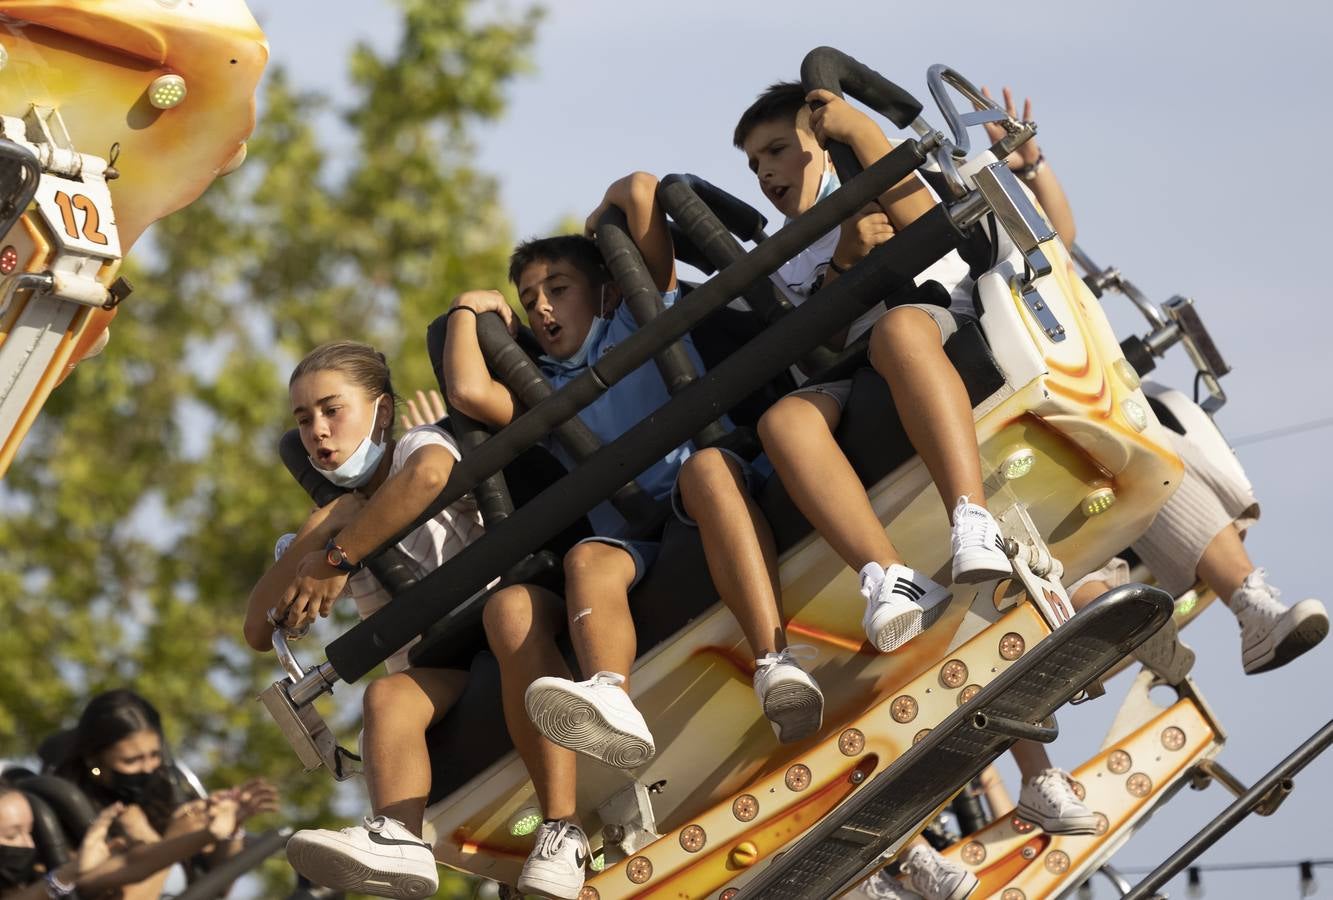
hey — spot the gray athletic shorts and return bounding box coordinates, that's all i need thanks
[789,303,961,410]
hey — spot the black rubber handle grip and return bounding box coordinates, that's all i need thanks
[669,173,767,244]
[277,428,420,595]
[800,46,924,183]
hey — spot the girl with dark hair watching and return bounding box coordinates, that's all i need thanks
[44,690,276,898]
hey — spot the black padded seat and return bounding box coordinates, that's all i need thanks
[424,321,1006,802]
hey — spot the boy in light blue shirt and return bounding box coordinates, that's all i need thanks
[442,171,816,898]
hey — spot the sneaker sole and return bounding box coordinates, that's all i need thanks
[517,871,584,900]
[869,602,924,652]
[763,680,824,743]
[525,684,655,768]
[1013,803,1102,836]
[952,548,1012,585]
[948,870,981,900]
[1246,604,1330,674]
[286,836,437,899]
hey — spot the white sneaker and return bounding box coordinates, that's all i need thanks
[950,496,1011,584]
[900,843,978,900]
[848,867,923,899]
[1016,768,1101,835]
[285,815,438,899]
[861,562,951,652]
[525,671,656,768]
[517,819,589,900]
[1230,569,1329,674]
[754,645,824,743]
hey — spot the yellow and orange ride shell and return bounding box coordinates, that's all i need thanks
[427,234,1185,899]
[0,0,266,471]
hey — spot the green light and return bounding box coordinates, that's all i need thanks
[1001,448,1036,481]
[509,811,541,837]
[1081,487,1116,517]
[148,74,187,110]
[1175,593,1198,618]
[590,853,605,872]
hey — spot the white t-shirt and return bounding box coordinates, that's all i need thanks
[343,424,485,673]
[771,172,977,348]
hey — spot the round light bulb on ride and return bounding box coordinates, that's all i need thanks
[1121,398,1149,432]
[1113,357,1142,390]
[1000,448,1036,481]
[148,74,187,109]
[1082,487,1116,517]
[508,808,541,837]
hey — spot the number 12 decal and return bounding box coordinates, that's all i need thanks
[53,191,109,246]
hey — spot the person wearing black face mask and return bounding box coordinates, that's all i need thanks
[43,690,278,897]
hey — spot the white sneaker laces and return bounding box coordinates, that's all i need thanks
[534,821,582,859]
[1238,569,1285,620]
[952,495,993,552]
[756,644,818,670]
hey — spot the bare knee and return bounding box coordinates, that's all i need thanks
[758,396,817,449]
[563,540,621,585]
[678,448,743,515]
[483,586,546,658]
[363,673,413,723]
[868,306,939,368]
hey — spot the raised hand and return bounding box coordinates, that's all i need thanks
[234,778,279,824]
[805,89,877,149]
[205,797,240,843]
[76,802,124,874]
[117,803,161,845]
[980,86,1041,170]
[400,389,447,431]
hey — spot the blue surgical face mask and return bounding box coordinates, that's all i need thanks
[785,163,840,224]
[539,285,610,372]
[312,395,387,489]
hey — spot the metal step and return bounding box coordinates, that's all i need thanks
[737,583,1173,899]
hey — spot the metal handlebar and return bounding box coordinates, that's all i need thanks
[925,64,1036,199]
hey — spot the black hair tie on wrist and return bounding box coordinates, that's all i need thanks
[446,305,479,320]
[828,259,848,275]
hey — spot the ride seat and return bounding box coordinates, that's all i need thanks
[423,317,1006,802]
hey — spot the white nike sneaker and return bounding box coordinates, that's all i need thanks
[525,671,656,768]
[517,819,590,900]
[861,562,951,652]
[1016,768,1101,835]
[1230,569,1329,674]
[950,496,1011,584]
[753,645,824,743]
[285,815,438,899]
[899,843,978,900]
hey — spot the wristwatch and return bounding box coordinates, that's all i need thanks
[325,539,361,573]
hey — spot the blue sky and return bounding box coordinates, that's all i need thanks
[248,1,1333,896]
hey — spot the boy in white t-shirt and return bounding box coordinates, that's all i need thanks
[243,341,484,900]
[684,82,1009,669]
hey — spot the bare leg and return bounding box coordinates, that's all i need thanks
[362,668,468,835]
[1071,579,1108,612]
[678,449,785,656]
[758,392,902,571]
[563,541,640,686]
[1195,523,1255,605]
[977,763,1014,813]
[868,307,986,515]
[483,584,579,820]
[1010,740,1055,782]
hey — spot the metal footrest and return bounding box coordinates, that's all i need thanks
[737,583,1173,899]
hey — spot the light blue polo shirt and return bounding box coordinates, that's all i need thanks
[539,289,700,539]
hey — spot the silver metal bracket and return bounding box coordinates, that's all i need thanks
[1189,758,1292,817]
[597,780,661,866]
[995,503,1076,629]
[256,628,360,780]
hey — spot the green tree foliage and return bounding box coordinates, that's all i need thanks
[0,0,538,894]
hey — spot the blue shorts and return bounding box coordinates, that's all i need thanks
[669,447,772,528]
[575,536,661,590]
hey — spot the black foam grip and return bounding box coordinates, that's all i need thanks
[800,46,924,183]
[667,173,767,243]
[597,206,729,449]
[14,776,97,843]
[276,429,420,595]
[1119,335,1156,378]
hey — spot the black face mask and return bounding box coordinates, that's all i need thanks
[0,843,38,888]
[105,769,162,806]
